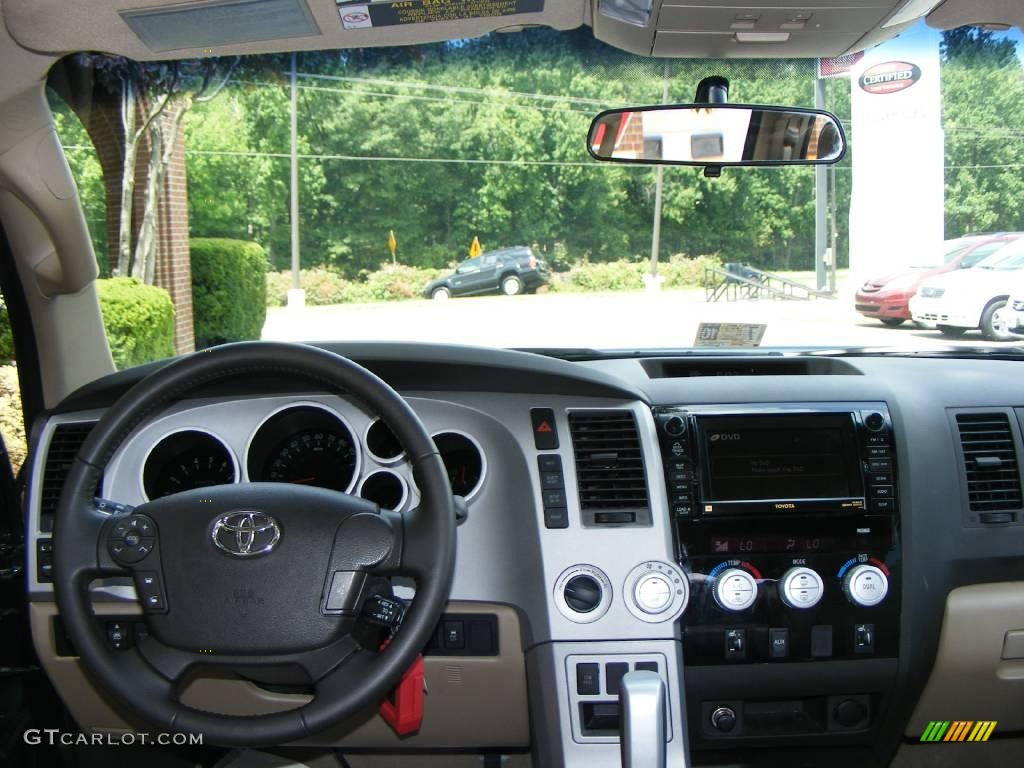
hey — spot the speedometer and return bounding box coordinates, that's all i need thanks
[266,430,357,491]
[247,405,359,492]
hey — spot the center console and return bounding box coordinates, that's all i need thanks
[654,403,901,748]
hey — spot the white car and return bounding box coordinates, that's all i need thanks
[1003,279,1024,336]
[910,238,1024,340]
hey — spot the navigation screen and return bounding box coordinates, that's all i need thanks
[700,414,862,502]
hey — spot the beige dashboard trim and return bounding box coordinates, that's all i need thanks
[906,582,1024,737]
[31,600,529,748]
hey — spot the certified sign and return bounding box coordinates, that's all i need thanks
[694,323,766,348]
[858,61,921,95]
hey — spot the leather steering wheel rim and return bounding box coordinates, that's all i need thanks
[53,342,456,746]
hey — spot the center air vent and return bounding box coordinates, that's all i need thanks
[39,422,96,532]
[955,413,1022,516]
[568,411,650,525]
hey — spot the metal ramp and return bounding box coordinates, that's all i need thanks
[704,263,836,302]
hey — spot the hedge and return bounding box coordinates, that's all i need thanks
[97,277,175,369]
[266,264,445,307]
[191,238,268,348]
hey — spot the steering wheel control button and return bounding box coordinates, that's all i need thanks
[713,568,758,612]
[107,514,158,565]
[94,498,135,516]
[554,565,612,623]
[779,567,824,609]
[530,408,559,450]
[842,564,889,607]
[135,571,167,614]
[724,628,746,660]
[323,570,367,615]
[624,561,689,622]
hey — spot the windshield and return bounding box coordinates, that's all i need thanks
[977,239,1024,269]
[46,22,1024,368]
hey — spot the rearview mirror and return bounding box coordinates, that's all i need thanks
[587,105,845,167]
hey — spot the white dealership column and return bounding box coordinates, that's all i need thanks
[849,27,944,284]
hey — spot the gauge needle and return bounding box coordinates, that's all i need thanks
[290,476,317,484]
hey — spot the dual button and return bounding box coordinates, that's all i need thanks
[538,454,568,529]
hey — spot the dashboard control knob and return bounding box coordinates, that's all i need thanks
[778,567,824,609]
[834,698,868,728]
[634,572,674,614]
[564,575,603,613]
[713,568,758,612]
[842,564,889,607]
[864,412,886,431]
[663,415,686,437]
[710,706,737,733]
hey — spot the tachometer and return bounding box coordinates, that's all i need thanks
[142,430,236,500]
[247,405,358,492]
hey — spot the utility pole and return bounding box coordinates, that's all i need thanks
[814,76,828,292]
[289,52,301,303]
[649,61,670,282]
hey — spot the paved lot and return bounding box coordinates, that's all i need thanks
[262,288,1015,350]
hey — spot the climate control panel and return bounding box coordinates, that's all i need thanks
[682,551,898,664]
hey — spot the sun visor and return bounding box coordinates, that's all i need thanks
[120,0,320,53]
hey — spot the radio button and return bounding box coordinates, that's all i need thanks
[871,498,895,513]
[867,459,892,473]
[871,485,894,498]
[868,472,892,484]
[713,568,758,612]
[842,564,889,607]
[779,567,824,609]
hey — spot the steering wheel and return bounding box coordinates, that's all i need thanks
[53,342,456,746]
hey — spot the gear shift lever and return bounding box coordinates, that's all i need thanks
[619,670,667,768]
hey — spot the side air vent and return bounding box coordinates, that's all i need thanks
[568,411,650,525]
[956,413,1022,516]
[39,422,96,532]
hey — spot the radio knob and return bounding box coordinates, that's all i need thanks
[779,567,824,609]
[713,568,758,612]
[663,415,686,437]
[842,564,889,607]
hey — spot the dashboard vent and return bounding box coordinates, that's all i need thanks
[39,422,96,532]
[956,413,1022,512]
[569,411,649,517]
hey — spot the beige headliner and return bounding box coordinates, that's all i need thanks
[4,0,584,60]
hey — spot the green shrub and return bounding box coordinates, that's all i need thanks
[191,238,268,348]
[362,263,444,301]
[0,300,14,361]
[97,278,175,369]
[659,254,723,288]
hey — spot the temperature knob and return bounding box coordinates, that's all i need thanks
[779,567,824,609]
[713,568,758,612]
[842,564,889,607]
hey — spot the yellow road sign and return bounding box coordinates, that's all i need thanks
[469,236,481,258]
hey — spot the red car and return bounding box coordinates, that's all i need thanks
[855,233,1022,326]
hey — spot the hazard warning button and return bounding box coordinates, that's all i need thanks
[530,408,559,450]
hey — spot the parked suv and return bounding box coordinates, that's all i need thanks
[854,233,1021,326]
[423,246,550,299]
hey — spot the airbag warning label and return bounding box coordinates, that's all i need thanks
[337,0,543,29]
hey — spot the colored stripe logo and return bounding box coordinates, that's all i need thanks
[920,721,996,742]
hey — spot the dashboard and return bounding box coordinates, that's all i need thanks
[23,343,1024,767]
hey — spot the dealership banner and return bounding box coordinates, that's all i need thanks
[848,28,944,281]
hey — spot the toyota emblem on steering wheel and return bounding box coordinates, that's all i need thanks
[212,511,281,557]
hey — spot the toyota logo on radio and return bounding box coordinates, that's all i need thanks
[858,61,921,95]
[212,512,281,557]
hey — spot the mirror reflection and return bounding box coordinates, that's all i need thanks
[588,106,845,166]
